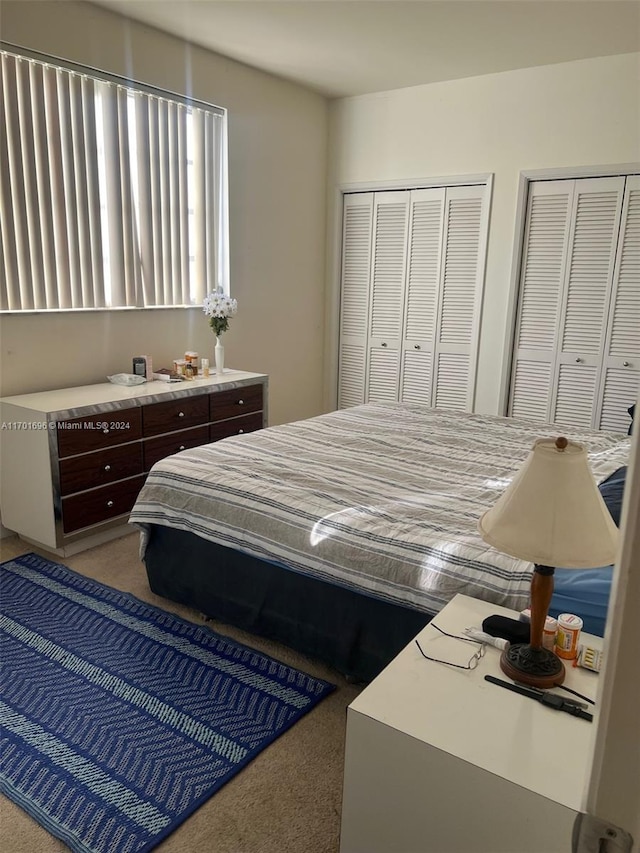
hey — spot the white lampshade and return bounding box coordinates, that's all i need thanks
[478,437,618,568]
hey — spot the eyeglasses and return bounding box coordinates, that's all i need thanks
[415,621,486,670]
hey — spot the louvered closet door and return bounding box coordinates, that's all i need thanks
[365,192,410,402]
[399,188,445,405]
[597,175,640,432]
[338,193,373,408]
[432,185,488,411]
[550,177,626,428]
[509,181,573,422]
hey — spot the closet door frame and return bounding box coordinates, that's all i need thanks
[499,162,640,418]
[329,173,493,412]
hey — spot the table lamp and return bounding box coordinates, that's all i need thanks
[478,437,618,689]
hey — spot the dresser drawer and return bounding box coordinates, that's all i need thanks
[59,443,144,496]
[57,409,142,458]
[211,384,263,422]
[61,474,147,533]
[144,425,210,470]
[142,395,209,437]
[209,412,263,442]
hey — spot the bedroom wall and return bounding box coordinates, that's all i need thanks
[0,0,328,428]
[325,52,640,415]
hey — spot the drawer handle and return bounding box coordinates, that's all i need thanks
[106,500,114,508]
[179,445,186,451]
[104,464,111,472]
[414,345,421,350]
[238,429,244,434]
[623,361,630,367]
[575,357,583,364]
[381,342,387,348]
[178,411,185,418]
[103,427,109,434]
[238,399,244,405]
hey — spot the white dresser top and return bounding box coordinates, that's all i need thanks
[0,370,268,417]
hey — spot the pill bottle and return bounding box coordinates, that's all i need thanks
[174,359,186,376]
[201,358,210,378]
[555,613,583,660]
[519,609,557,651]
[185,351,199,375]
[184,362,194,380]
[542,616,558,651]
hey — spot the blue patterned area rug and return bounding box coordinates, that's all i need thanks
[1,553,335,853]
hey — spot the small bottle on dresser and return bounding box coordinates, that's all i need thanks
[132,357,146,377]
[143,355,153,380]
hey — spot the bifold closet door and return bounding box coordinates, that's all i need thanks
[338,184,489,411]
[431,185,487,411]
[398,188,445,405]
[396,185,487,409]
[509,176,634,430]
[509,180,572,422]
[337,193,374,409]
[551,177,625,428]
[597,175,640,432]
[337,192,412,407]
[365,192,410,402]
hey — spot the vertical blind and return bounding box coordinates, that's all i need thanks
[0,48,227,311]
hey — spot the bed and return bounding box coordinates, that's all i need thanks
[129,403,630,680]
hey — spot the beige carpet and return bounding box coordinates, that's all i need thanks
[0,531,363,853]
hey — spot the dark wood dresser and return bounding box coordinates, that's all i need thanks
[0,371,268,555]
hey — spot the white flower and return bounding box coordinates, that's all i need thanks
[203,288,238,336]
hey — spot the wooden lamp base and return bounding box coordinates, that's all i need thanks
[500,562,565,689]
[500,642,565,689]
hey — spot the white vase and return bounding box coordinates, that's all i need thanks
[215,336,224,374]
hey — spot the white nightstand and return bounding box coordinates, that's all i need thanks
[340,594,602,853]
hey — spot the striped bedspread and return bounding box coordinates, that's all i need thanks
[129,403,630,616]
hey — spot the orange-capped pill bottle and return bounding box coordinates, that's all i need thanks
[555,613,583,660]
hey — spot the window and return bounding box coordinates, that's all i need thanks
[0,46,228,311]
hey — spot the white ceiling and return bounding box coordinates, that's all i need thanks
[91,0,640,98]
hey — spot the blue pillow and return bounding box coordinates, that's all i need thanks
[548,467,624,637]
[598,466,626,527]
[549,566,613,637]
